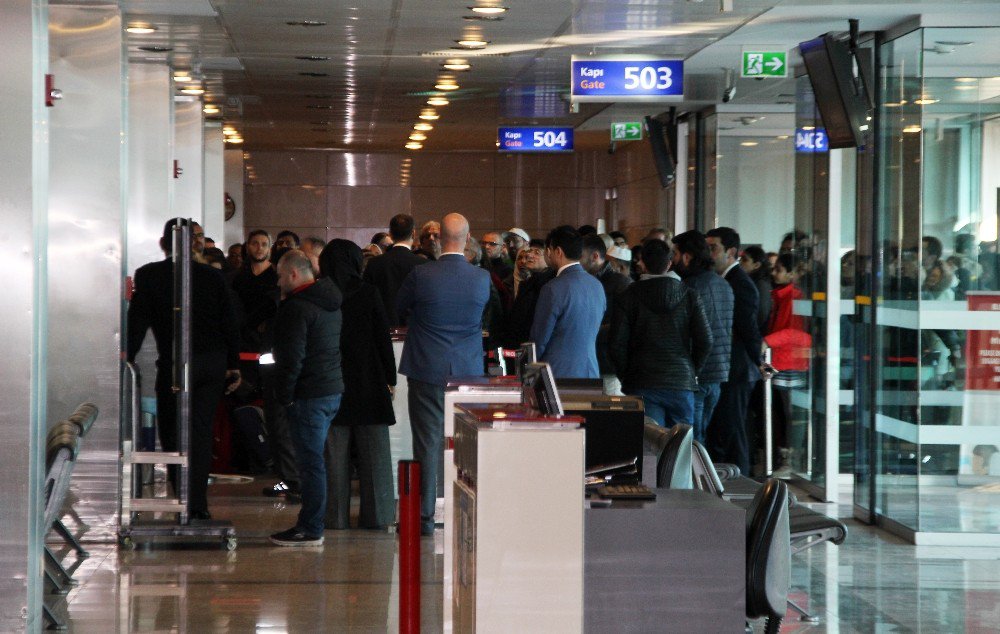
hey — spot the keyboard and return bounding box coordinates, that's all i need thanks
[596,484,656,500]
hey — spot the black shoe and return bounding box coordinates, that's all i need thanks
[190,510,212,521]
[262,481,291,497]
[270,527,323,547]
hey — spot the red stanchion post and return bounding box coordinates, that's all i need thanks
[398,460,421,633]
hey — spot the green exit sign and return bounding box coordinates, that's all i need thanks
[741,51,787,78]
[611,121,642,141]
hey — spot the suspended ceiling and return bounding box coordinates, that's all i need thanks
[101,0,1000,151]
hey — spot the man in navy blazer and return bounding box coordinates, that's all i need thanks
[705,227,765,476]
[530,225,606,379]
[397,213,490,535]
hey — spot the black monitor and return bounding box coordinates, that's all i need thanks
[521,362,563,416]
[645,112,677,188]
[799,33,871,149]
[514,342,537,380]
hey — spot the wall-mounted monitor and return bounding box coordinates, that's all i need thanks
[798,33,871,149]
[645,113,677,188]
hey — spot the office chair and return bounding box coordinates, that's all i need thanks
[645,422,693,489]
[745,478,790,634]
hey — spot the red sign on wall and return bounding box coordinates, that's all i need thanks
[965,292,1000,391]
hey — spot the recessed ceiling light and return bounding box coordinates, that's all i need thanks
[427,97,450,106]
[138,45,172,53]
[286,20,327,27]
[776,135,789,140]
[442,62,471,71]
[902,125,922,133]
[469,5,507,13]
[800,125,815,131]
[405,142,423,150]
[223,127,237,135]
[409,133,427,141]
[455,38,488,48]
[295,55,330,61]
[954,77,977,82]
[414,122,434,131]
[914,97,939,105]
[203,105,220,114]
[419,110,439,120]
[180,86,205,95]
[883,100,907,107]
[173,73,192,82]
[740,141,758,147]
[224,137,244,144]
[126,23,157,34]
[435,82,460,91]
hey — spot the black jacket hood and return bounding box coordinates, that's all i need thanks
[635,276,687,314]
[290,277,342,312]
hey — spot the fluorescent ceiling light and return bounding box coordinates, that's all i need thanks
[914,97,939,105]
[443,62,471,71]
[180,86,205,95]
[414,122,433,131]
[419,110,439,120]
[409,133,427,141]
[427,97,450,106]
[126,23,156,34]
[740,141,758,147]
[455,39,488,48]
[203,105,220,114]
[435,82,460,91]
[405,142,423,150]
[469,6,507,14]
[902,125,922,133]
[173,74,192,82]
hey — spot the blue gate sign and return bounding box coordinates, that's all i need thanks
[795,128,829,153]
[571,56,684,102]
[498,127,574,152]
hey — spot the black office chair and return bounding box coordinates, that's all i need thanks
[745,478,790,634]
[643,422,693,489]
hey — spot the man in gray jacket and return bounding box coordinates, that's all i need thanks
[672,230,734,444]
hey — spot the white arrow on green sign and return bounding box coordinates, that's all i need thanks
[611,121,642,141]
[741,51,787,78]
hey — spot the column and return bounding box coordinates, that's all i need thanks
[173,97,204,223]
[202,121,224,244]
[0,0,49,629]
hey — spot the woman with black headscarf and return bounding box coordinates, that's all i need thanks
[318,239,396,529]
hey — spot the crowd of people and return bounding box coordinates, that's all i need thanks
[126,210,1000,545]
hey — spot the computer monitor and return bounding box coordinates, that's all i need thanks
[521,362,563,416]
[514,342,537,379]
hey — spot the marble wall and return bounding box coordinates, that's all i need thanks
[240,146,671,249]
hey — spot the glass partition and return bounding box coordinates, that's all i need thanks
[871,26,1000,538]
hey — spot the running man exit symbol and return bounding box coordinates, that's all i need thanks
[741,51,787,78]
[611,121,642,141]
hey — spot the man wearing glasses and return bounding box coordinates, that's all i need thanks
[480,231,512,278]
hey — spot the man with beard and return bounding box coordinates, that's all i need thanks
[231,230,299,501]
[480,231,513,279]
[413,220,441,260]
[581,234,632,395]
[671,230,733,444]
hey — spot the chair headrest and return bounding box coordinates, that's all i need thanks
[656,423,693,489]
[745,478,791,620]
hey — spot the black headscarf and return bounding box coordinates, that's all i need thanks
[319,239,364,296]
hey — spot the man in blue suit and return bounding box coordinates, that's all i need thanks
[397,213,490,535]
[530,225,606,379]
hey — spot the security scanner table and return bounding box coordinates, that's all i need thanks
[584,489,745,633]
[452,404,585,633]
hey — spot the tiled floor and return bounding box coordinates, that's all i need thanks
[49,478,1000,633]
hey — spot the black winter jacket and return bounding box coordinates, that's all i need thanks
[609,276,713,393]
[682,269,734,384]
[273,277,345,405]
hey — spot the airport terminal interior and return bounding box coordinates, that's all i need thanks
[4,0,1000,631]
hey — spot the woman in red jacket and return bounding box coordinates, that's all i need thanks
[763,253,811,473]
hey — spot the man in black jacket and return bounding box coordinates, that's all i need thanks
[269,250,344,547]
[363,214,427,326]
[126,219,241,520]
[705,227,764,476]
[672,230,733,444]
[582,234,633,395]
[499,246,554,349]
[609,240,712,427]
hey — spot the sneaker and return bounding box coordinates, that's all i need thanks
[270,527,323,547]
[262,481,290,497]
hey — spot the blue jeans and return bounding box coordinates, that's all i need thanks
[692,382,721,445]
[631,388,695,429]
[288,394,342,536]
[408,378,445,534]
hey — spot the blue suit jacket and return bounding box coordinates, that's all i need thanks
[397,253,490,386]
[530,263,606,378]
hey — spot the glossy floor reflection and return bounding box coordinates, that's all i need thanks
[51,478,1000,633]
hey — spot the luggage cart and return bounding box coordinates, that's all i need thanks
[118,220,237,550]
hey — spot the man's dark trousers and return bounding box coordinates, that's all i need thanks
[154,352,226,515]
[407,378,445,535]
[707,379,755,477]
